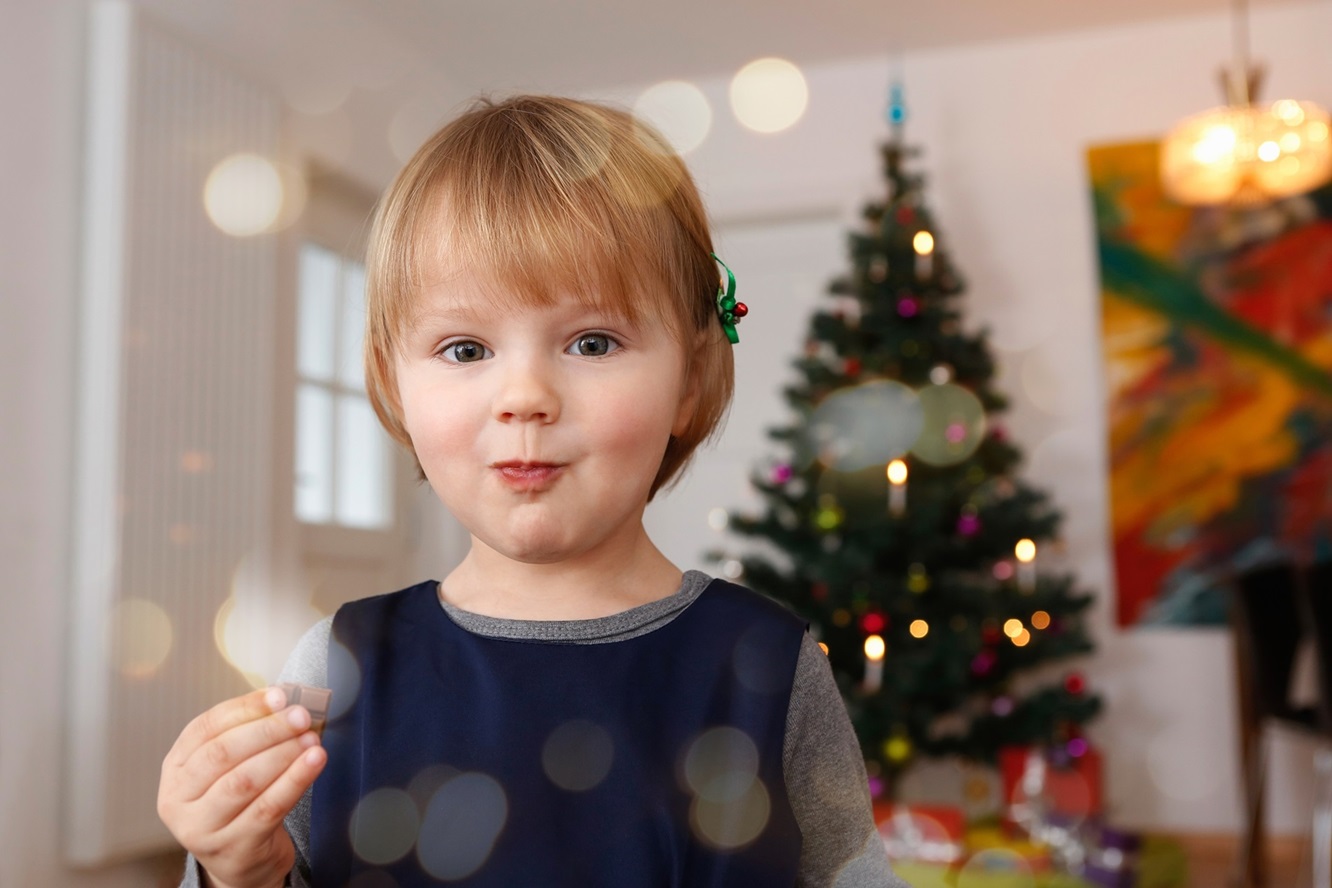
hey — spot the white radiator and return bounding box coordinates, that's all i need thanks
[66,1,280,864]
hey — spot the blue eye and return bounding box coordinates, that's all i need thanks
[569,334,619,357]
[443,340,489,363]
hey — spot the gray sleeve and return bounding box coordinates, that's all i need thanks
[179,617,332,888]
[784,632,909,888]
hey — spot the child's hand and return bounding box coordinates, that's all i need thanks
[158,687,327,888]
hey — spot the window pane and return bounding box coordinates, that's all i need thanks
[297,243,339,381]
[339,260,367,390]
[335,394,391,529]
[294,384,334,523]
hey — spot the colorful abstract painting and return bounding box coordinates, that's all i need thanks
[1089,140,1332,627]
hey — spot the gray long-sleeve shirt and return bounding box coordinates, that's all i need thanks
[180,571,907,887]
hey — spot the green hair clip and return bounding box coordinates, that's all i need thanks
[711,253,747,344]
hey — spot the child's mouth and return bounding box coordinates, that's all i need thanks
[494,464,566,492]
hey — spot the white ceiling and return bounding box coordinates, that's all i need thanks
[133,0,1311,99]
[128,0,1317,185]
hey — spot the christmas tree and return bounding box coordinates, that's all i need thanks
[711,86,1101,793]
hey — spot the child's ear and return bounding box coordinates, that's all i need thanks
[670,331,709,437]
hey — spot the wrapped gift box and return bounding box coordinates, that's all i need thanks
[999,744,1104,826]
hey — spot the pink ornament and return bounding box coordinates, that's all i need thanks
[771,463,793,484]
[992,561,1014,581]
[991,696,1014,717]
[957,514,982,537]
[946,422,967,443]
[897,297,919,318]
[971,650,997,677]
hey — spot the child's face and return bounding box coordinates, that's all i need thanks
[394,266,699,567]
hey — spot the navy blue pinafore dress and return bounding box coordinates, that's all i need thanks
[310,577,808,887]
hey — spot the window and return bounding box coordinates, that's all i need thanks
[294,242,393,529]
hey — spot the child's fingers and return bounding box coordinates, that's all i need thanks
[173,703,313,801]
[193,732,322,830]
[166,688,285,765]
[228,740,327,835]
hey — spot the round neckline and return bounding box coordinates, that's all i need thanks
[432,569,716,643]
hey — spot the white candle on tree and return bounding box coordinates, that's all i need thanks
[863,634,886,693]
[912,230,935,280]
[887,459,908,517]
[1015,538,1037,593]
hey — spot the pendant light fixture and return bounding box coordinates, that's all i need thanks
[1160,0,1331,206]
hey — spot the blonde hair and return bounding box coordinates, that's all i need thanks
[363,94,734,500]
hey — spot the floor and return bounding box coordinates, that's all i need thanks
[1172,833,1309,888]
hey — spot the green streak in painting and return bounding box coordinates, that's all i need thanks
[1098,237,1332,399]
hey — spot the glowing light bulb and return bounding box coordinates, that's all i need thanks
[912,231,935,255]
[864,634,886,661]
[909,619,929,639]
[1032,610,1051,630]
[1015,539,1036,563]
[1003,618,1024,638]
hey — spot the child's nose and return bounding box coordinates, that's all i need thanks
[492,357,561,424]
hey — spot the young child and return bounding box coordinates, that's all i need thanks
[159,95,908,888]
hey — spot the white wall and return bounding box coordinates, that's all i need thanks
[612,1,1332,834]
[0,1,176,885]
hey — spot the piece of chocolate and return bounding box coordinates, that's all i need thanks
[278,682,332,736]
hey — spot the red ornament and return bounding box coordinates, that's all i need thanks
[811,582,829,601]
[981,626,1003,646]
[861,611,886,634]
[733,302,748,318]
[1065,672,1086,695]
[896,206,916,224]
[844,357,862,376]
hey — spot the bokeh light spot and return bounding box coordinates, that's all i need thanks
[690,778,770,849]
[204,153,284,237]
[350,788,420,865]
[109,598,174,678]
[729,58,808,134]
[326,636,362,721]
[683,727,760,803]
[805,381,923,472]
[909,619,929,639]
[910,383,986,467]
[542,720,614,791]
[634,80,712,154]
[1003,619,1024,638]
[418,772,508,881]
[1031,611,1051,630]
[1146,732,1212,802]
[863,635,886,661]
[957,848,1036,888]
